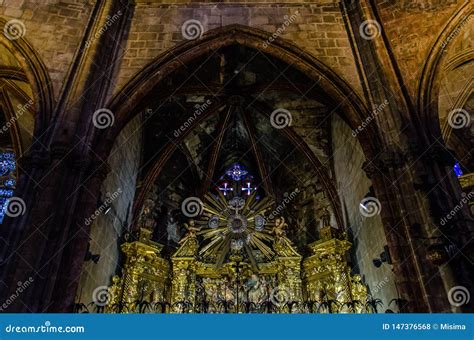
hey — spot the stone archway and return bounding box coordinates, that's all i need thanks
[95,24,381,232]
[0,18,54,137]
[417,1,473,141]
[98,25,378,158]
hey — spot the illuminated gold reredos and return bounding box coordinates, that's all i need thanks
[196,191,277,268]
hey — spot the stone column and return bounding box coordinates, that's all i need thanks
[0,0,133,312]
[342,0,472,312]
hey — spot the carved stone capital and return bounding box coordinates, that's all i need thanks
[49,141,73,161]
[363,147,408,178]
[379,149,407,169]
[412,143,455,167]
[87,157,111,181]
[18,148,50,172]
[361,160,383,179]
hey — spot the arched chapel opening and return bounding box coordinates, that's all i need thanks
[0,0,471,314]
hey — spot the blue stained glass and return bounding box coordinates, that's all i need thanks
[0,189,13,197]
[0,197,8,223]
[454,162,463,177]
[4,179,15,187]
[1,152,15,159]
[0,152,16,224]
[218,182,233,196]
[0,152,15,176]
[241,182,255,196]
[225,163,248,181]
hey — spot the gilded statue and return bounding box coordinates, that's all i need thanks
[351,274,368,303]
[180,220,199,242]
[273,217,288,238]
[105,275,122,313]
[246,274,268,304]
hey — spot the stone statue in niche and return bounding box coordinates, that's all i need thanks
[140,198,156,230]
[321,207,331,227]
[166,212,181,244]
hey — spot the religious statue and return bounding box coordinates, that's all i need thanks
[105,275,122,313]
[246,274,268,304]
[140,198,156,230]
[321,207,331,227]
[350,274,368,313]
[166,214,180,244]
[273,217,288,238]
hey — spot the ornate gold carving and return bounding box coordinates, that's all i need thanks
[102,196,368,314]
[104,227,170,313]
[303,223,367,313]
[459,173,474,190]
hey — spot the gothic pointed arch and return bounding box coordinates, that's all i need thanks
[95,24,382,232]
[417,1,473,140]
[99,25,377,155]
[0,18,54,138]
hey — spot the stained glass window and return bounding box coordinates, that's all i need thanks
[217,163,257,198]
[225,163,248,181]
[0,151,16,223]
[453,162,463,177]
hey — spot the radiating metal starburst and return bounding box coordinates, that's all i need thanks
[196,191,276,268]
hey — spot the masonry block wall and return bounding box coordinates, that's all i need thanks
[1,0,471,312]
[376,0,461,99]
[0,0,93,98]
[332,114,399,311]
[114,0,363,98]
[77,115,142,306]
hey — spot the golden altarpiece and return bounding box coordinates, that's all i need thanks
[103,192,368,313]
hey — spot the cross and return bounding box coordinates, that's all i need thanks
[241,182,254,196]
[219,182,233,196]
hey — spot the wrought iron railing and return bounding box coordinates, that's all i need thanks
[75,298,385,314]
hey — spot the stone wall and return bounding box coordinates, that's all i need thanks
[114,0,362,98]
[0,0,94,98]
[376,0,463,99]
[76,114,142,306]
[331,114,399,312]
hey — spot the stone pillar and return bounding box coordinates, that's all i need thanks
[0,0,133,312]
[342,0,472,312]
